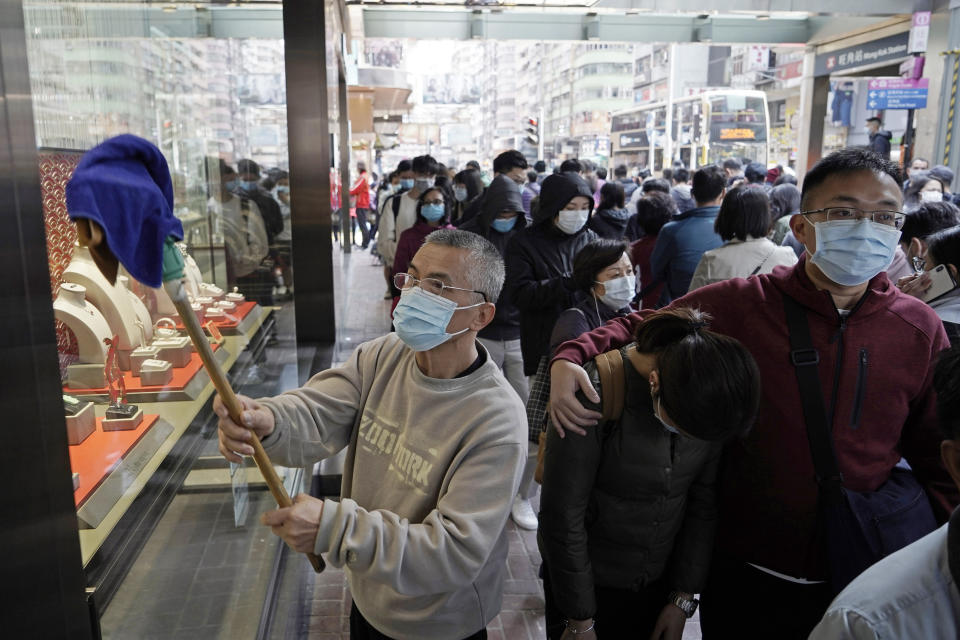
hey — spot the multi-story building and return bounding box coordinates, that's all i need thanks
[728,44,806,168]
[567,43,634,161]
[632,43,721,105]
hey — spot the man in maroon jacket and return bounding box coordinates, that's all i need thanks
[547,148,959,638]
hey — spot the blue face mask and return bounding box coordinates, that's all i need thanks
[393,287,484,352]
[224,180,238,192]
[415,177,435,192]
[454,186,468,202]
[491,216,518,233]
[400,178,415,190]
[421,203,445,222]
[806,218,902,287]
[276,185,290,195]
[238,180,257,191]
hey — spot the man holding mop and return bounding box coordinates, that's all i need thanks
[216,229,527,640]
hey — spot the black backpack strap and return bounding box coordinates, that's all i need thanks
[392,193,403,219]
[782,293,844,493]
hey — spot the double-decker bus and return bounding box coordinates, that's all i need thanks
[610,90,770,172]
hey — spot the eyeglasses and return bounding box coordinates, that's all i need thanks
[801,207,906,230]
[394,273,488,302]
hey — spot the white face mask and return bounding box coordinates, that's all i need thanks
[556,209,589,234]
[596,274,636,310]
[921,190,944,203]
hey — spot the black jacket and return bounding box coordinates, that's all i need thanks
[505,172,597,375]
[460,175,527,341]
[588,207,630,239]
[618,178,638,200]
[869,130,893,158]
[237,185,284,242]
[457,188,486,227]
[548,291,630,357]
[539,348,721,620]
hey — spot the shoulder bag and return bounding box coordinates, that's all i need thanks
[782,293,937,594]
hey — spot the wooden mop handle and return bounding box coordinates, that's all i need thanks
[166,281,324,573]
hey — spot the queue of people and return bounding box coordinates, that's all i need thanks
[215,146,960,640]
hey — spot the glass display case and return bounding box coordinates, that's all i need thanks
[17,1,344,635]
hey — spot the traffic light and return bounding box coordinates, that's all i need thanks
[524,117,539,146]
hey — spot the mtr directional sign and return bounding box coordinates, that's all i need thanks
[867,77,929,110]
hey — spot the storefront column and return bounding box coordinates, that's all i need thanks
[338,58,352,255]
[0,0,93,637]
[797,48,829,178]
[936,1,960,174]
[283,2,337,347]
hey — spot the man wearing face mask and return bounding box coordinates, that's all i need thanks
[379,156,437,300]
[215,229,526,640]
[547,148,959,639]
[649,165,726,305]
[458,150,529,227]
[903,156,930,191]
[235,158,284,245]
[460,174,535,528]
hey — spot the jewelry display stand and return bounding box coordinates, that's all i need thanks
[73,415,173,529]
[101,336,143,432]
[199,282,224,301]
[129,345,160,376]
[139,359,173,386]
[153,337,192,367]
[64,245,142,369]
[64,394,96,445]
[118,275,153,344]
[55,283,112,389]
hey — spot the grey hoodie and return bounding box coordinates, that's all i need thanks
[259,334,527,639]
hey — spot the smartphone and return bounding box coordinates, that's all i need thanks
[919,264,958,303]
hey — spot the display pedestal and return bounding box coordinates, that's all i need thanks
[65,402,96,445]
[66,363,106,389]
[64,342,229,402]
[102,408,144,432]
[116,349,134,372]
[129,345,160,377]
[71,414,172,529]
[154,337,192,367]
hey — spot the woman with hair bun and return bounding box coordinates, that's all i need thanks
[538,308,762,640]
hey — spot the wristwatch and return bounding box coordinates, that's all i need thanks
[668,591,699,618]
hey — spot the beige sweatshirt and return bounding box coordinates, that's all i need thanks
[259,334,527,639]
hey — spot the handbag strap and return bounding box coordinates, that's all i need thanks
[782,293,844,493]
[750,245,779,276]
[595,349,626,422]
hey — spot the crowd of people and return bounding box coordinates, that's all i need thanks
[216,145,960,640]
[207,157,293,305]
